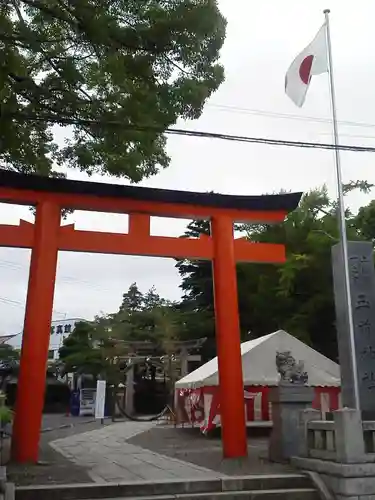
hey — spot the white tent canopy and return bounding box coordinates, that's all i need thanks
[175,330,340,389]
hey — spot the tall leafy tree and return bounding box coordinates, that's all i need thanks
[175,219,253,359]
[175,220,216,357]
[143,286,165,310]
[58,285,185,380]
[58,319,130,387]
[176,183,374,361]
[353,200,375,244]
[114,284,180,344]
[0,0,226,179]
[0,343,19,364]
[119,282,144,312]
[58,320,104,376]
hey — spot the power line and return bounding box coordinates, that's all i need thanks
[0,296,66,317]
[0,259,110,293]
[5,112,375,153]
[0,297,25,307]
[205,103,375,131]
[319,132,375,141]
[163,128,375,152]
[0,259,111,318]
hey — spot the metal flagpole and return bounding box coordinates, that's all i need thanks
[323,9,360,410]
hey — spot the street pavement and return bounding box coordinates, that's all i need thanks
[50,421,224,483]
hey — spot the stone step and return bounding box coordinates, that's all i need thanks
[84,490,319,500]
[15,474,317,500]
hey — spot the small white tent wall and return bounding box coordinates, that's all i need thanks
[175,330,340,389]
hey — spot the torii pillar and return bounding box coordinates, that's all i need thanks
[11,201,61,462]
[211,215,247,457]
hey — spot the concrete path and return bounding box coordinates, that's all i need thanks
[50,421,224,483]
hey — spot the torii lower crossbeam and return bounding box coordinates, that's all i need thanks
[0,170,302,463]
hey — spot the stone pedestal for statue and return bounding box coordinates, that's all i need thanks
[268,383,315,463]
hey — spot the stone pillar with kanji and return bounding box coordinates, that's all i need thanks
[332,241,375,419]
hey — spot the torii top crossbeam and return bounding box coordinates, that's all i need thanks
[0,170,301,218]
[0,170,301,263]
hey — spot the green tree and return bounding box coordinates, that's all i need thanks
[59,319,129,384]
[113,284,180,344]
[0,343,19,364]
[59,320,106,377]
[115,283,154,341]
[119,282,144,312]
[175,220,216,358]
[176,183,374,361]
[1,0,226,179]
[175,219,250,359]
[143,286,165,310]
[353,199,375,245]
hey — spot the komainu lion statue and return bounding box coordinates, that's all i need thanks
[275,351,308,385]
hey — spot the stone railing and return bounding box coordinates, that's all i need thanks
[294,408,375,500]
[306,419,336,461]
[363,421,375,454]
[299,408,375,463]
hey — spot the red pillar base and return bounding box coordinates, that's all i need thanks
[11,201,60,463]
[211,215,247,458]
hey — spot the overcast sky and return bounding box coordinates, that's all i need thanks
[2,0,375,335]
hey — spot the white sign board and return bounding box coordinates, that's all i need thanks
[95,380,106,420]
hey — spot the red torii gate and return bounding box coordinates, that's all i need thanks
[0,170,301,463]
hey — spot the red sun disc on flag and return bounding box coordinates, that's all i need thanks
[299,55,314,85]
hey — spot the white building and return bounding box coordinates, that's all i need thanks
[5,318,86,361]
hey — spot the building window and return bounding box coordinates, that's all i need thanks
[50,326,55,335]
[56,325,63,334]
[64,324,72,334]
[48,350,55,360]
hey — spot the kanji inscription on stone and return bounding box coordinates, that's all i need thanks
[332,241,375,416]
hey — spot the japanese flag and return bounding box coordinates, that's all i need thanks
[285,23,328,107]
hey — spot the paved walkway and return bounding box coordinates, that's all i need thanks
[51,422,224,483]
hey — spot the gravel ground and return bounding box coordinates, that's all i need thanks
[128,425,295,476]
[7,417,114,486]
